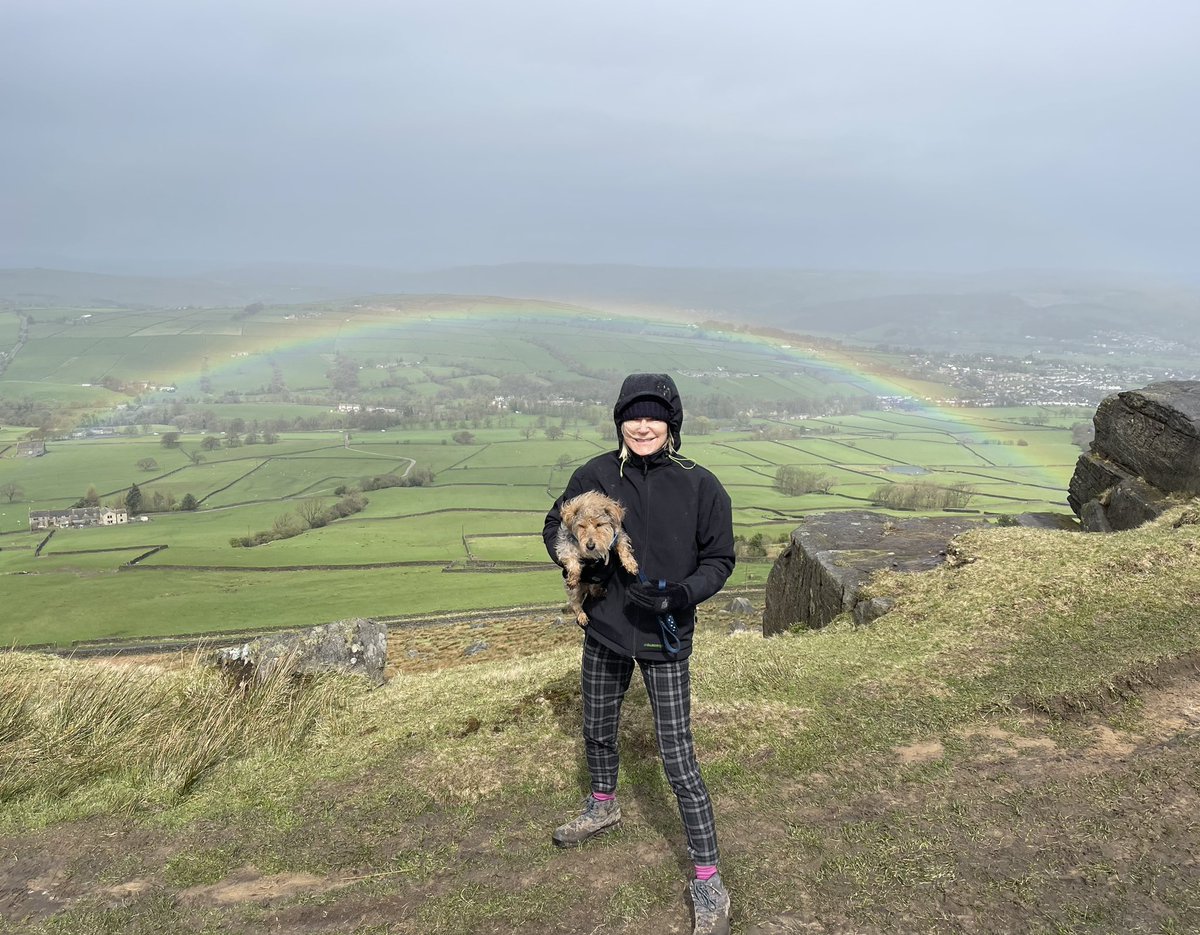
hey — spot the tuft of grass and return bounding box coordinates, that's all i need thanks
[0,652,356,819]
[605,863,682,925]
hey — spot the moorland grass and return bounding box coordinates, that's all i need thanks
[2,508,1198,933]
[0,651,355,825]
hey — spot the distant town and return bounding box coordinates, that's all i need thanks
[898,330,1199,408]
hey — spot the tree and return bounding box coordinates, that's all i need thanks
[452,430,476,445]
[188,451,205,465]
[555,454,572,469]
[161,432,180,448]
[81,484,100,507]
[297,498,329,528]
[545,425,564,440]
[326,355,360,395]
[125,483,143,515]
[179,493,199,511]
[200,435,222,450]
[775,465,831,496]
[0,482,23,503]
[136,457,159,472]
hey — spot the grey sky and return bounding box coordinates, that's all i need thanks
[3,0,1198,276]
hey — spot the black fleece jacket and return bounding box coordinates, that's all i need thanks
[542,374,736,662]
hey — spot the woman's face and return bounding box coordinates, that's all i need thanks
[622,418,669,457]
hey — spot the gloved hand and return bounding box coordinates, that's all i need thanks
[562,559,617,585]
[579,559,616,585]
[626,580,690,614]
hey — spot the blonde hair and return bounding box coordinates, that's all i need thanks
[618,437,694,476]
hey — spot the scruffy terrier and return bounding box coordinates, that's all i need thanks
[554,491,639,627]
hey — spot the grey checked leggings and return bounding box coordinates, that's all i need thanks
[581,635,719,865]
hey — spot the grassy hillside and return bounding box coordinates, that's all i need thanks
[1,506,1197,933]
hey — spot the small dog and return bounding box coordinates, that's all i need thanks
[555,490,639,627]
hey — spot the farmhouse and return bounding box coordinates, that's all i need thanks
[29,507,129,531]
[15,440,46,457]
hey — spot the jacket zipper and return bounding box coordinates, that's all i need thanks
[636,456,655,656]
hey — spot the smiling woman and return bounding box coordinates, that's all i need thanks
[543,372,736,934]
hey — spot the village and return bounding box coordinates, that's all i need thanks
[27,506,134,531]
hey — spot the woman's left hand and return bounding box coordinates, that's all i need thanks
[627,580,690,613]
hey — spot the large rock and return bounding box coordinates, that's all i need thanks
[762,511,982,635]
[214,618,387,687]
[1068,381,1200,531]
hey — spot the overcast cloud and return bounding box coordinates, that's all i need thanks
[2,0,1198,276]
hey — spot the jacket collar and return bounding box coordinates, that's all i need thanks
[625,445,671,473]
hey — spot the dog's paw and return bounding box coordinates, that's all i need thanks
[575,611,590,628]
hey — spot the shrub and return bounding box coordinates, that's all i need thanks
[775,465,833,496]
[871,481,976,510]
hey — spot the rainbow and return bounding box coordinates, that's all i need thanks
[705,327,1075,493]
[78,300,1075,494]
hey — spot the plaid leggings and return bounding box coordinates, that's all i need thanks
[581,635,719,865]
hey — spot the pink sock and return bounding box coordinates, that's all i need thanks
[695,865,717,881]
[592,791,615,802]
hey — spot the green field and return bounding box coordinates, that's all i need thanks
[0,298,1083,647]
[0,412,1077,646]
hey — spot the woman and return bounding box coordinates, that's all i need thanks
[542,372,735,935]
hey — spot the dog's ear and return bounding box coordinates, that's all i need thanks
[606,500,625,525]
[560,497,579,527]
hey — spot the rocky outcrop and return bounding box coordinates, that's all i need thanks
[1068,381,1200,531]
[214,618,387,687]
[1011,512,1080,531]
[762,511,982,635]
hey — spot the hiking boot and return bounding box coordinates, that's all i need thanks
[551,796,621,848]
[689,872,731,935]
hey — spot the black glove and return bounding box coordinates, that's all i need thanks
[562,559,617,585]
[626,580,690,614]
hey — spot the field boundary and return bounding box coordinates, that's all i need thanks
[4,586,768,656]
[33,529,55,556]
[41,544,162,558]
[116,559,559,573]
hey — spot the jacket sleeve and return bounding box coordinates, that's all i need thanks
[682,473,736,604]
[542,467,589,564]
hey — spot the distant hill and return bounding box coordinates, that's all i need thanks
[394,263,1200,350]
[3,262,1198,352]
[0,267,368,309]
